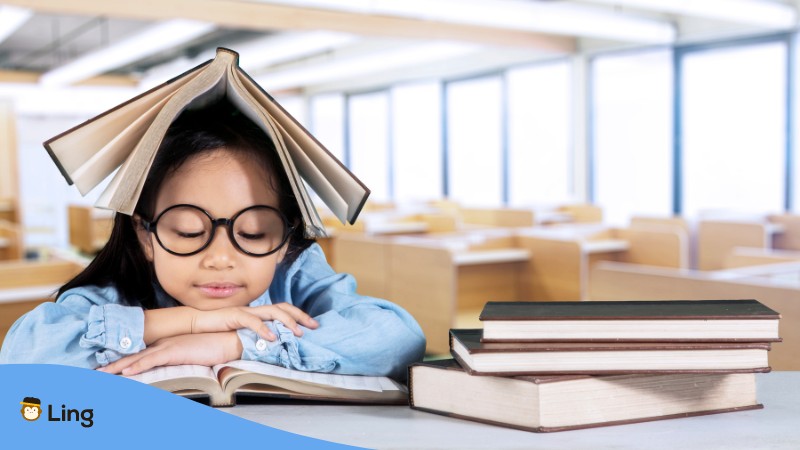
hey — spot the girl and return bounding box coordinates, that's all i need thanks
[0,101,426,380]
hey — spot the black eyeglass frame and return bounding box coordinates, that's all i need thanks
[141,204,295,257]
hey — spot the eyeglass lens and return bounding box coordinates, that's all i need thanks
[155,206,287,255]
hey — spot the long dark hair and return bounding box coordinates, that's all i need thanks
[58,101,315,308]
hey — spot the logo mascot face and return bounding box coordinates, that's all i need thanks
[20,397,42,421]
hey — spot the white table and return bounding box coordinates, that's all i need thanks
[222,372,799,449]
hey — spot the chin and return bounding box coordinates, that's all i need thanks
[187,296,253,310]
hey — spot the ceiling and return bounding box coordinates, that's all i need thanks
[0,0,798,112]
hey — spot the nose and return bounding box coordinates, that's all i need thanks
[200,226,236,270]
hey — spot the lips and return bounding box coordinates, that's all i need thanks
[196,282,243,298]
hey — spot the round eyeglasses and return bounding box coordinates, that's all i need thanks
[141,204,294,257]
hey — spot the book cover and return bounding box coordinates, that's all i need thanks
[480,299,781,342]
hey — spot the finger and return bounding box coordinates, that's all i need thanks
[240,312,276,341]
[98,350,150,375]
[275,303,319,329]
[122,348,172,376]
[249,306,302,336]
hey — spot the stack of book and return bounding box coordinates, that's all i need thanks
[409,299,781,432]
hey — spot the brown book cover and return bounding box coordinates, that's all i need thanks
[409,359,763,433]
[451,329,772,376]
[479,299,781,343]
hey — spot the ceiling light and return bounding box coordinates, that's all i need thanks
[257,42,480,91]
[137,30,359,90]
[0,5,33,44]
[40,19,215,87]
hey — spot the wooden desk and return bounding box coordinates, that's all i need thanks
[68,205,114,254]
[698,220,774,270]
[222,372,798,449]
[389,244,531,354]
[582,239,630,254]
[0,259,84,347]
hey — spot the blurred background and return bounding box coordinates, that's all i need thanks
[3,0,800,363]
[0,0,798,250]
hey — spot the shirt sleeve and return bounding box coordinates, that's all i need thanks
[237,244,426,380]
[0,286,146,368]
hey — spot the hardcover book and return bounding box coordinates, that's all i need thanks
[126,359,407,407]
[43,47,369,238]
[480,299,781,342]
[450,329,772,375]
[409,359,762,433]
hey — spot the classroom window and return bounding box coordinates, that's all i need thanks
[348,91,391,202]
[391,82,443,203]
[794,32,800,213]
[681,41,787,217]
[506,60,572,207]
[310,93,346,162]
[592,49,673,225]
[445,75,504,206]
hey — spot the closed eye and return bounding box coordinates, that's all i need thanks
[238,232,266,240]
[174,230,205,239]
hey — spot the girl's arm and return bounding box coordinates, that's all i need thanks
[236,244,427,380]
[0,285,146,368]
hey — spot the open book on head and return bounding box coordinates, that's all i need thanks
[44,47,369,238]
[126,360,408,407]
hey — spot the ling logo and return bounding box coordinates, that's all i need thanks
[20,397,42,421]
[19,396,94,428]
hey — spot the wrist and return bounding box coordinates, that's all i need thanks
[228,331,244,360]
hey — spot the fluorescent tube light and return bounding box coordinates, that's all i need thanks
[138,31,359,90]
[0,5,33,44]
[257,42,480,91]
[248,0,676,43]
[40,19,215,87]
[0,83,138,116]
[583,0,797,29]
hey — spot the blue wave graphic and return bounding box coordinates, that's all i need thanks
[1,364,366,449]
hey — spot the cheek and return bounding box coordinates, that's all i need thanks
[150,252,193,295]
[245,260,279,294]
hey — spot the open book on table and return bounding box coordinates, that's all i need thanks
[126,359,407,407]
[44,47,369,238]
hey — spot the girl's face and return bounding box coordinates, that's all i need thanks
[137,148,286,310]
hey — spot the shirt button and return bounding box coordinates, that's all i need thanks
[255,339,268,351]
[120,337,132,349]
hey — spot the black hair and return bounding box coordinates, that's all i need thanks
[58,101,315,308]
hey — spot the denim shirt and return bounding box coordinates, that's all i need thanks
[0,244,426,380]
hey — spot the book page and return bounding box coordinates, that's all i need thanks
[270,119,349,221]
[218,360,390,393]
[125,364,216,385]
[46,66,204,180]
[71,91,177,195]
[233,68,368,224]
[225,70,326,237]
[96,57,230,213]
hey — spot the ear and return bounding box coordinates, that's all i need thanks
[133,214,154,262]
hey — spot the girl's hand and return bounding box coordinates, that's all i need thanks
[98,332,243,376]
[192,304,319,340]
